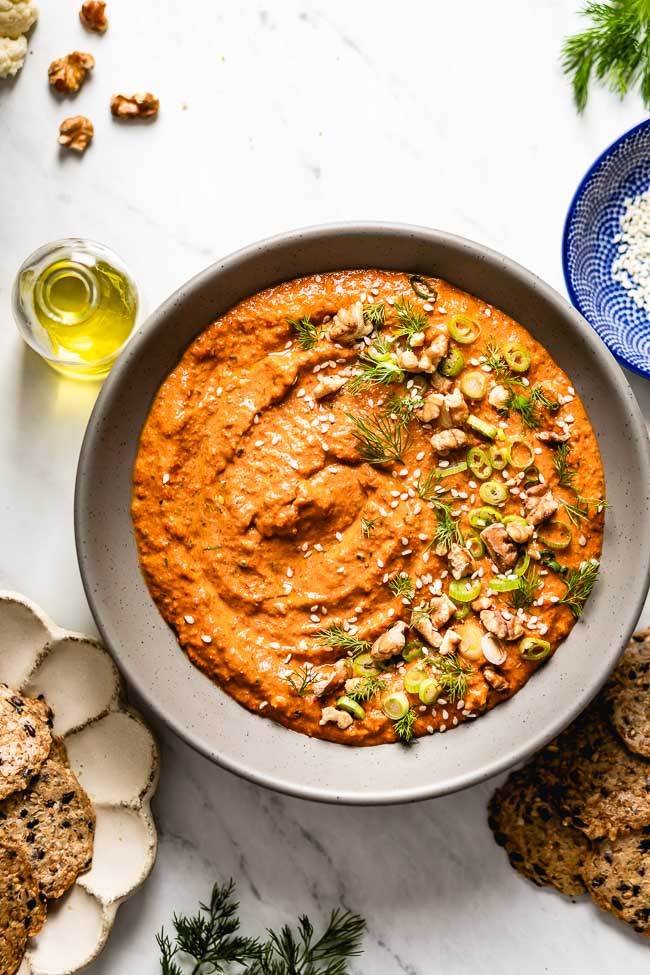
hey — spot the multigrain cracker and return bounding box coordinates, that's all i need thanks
[488,765,589,895]
[582,826,650,937]
[48,736,68,767]
[0,844,44,975]
[0,759,95,899]
[603,629,650,758]
[535,709,650,840]
[0,685,53,800]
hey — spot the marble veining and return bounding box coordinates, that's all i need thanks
[2,0,650,971]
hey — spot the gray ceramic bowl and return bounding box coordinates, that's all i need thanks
[75,223,650,804]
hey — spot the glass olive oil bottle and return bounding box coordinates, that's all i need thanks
[13,239,138,380]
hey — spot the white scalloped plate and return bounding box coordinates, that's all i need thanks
[0,591,159,975]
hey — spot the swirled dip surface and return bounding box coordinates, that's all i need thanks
[132,270,605,745]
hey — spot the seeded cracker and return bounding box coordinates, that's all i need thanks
[603,628,650,759]
[0,684,53,800]
[0,844,45,975]
[488,765,589,895]
[48,736,69,767]
[535,709,650,840]
[582,826,650,937]
[0,759,95,899]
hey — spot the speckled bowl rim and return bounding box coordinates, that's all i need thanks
[562,116,650,381]
[75,222,650,804]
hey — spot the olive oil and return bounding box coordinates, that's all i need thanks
[13,239,138,380]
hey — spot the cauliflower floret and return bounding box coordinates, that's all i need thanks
[0,0,38,38]
[0,33,26,77]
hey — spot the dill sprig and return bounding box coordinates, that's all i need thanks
[360,516,377,538]
[553,442,577,489]
[288,315,320,351]
[363,302,385,329]
[393,297,428,341]
[346,676,386,703]
[484,337,525,385]
[316,624,370,657]
[559,559,600,617]
[382,390,423,425]
[509,567,541,610]
[500,385,559,430]
[286,666,319,697]
[346,411,411,465]
[430,502,463,554]
[394,707,417,744]
[387,573,415,600]
[561,492,609,527]
[347,336,404,393]
[561,1,650,113]
[428,652,473,703]
[158,880,366,975]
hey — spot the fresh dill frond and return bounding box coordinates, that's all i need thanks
[500,385,558,430]
[553,442,577,489]
[416,468,445,503]
[315,624,370,657]
[561,492,608,527]
[158,880,366,975]
[363,302,385,329]
[347,337,404,393]
[393,297,428,341]
[429,652,473,703]
[346,411,412,465]
[561,1,650,113]
[346,676,386,703]
[540,549,569,575]
[430,502,463,553]
[360,515,377,538]
[509,567,541,610]
[288,315,320,351]
[387,573,415,600]
[394,707,417,744]
[382,390,423,425]
[559,559,600,617]
[484,337,511,380]
[286,666,319,697]
[529,384,560,413]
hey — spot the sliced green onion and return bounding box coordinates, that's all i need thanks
[519,637,552,661]
[454,603,470,620]
[503,514,528,525]
[489,442,510,470]
[337,695,366,720]
[404,664,428,694]
[467,446,492,481]
[513,552,530,577]
[410,274,437,301]
[447,314,482,344]
[523,465,541,486]
[438,348,465,378]
[449,577,482,603]
[436,460,468,479]
[460,370,487,401]
[503,342,531,373]
[479,480,508,505]
[402,641,424,662]
[468,414,498,440]
[489,575,521,592]
[353,653,380,677]
[466,535,485,560]
[468,506,503,529]
[382,691,410,720]
[418,678,441,705]
[538,521,573,550]
[508,437,535,470]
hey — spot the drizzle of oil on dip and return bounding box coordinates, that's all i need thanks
[131,270,605,746]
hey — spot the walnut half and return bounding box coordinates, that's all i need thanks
[110,92,160,120]
[48,52,95,94]
[79,1,108,32]
[58,116,94,153]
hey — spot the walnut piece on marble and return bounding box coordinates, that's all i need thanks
[79,1,108,32]
[48,51,95,94]
[110,92,160,120]
[58,115,94,153]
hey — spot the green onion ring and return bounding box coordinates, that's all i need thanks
[519,637,552,661]
[460,370,487,401]
[447,314,482,344]
[382,691,410,720]
[409,274,438,301]
[508,437,535,470]
[538,520,573,550]
[467,446,492,481]
[418,678,441,705]
[449,577,482,603]
[438,348,465,378]
[479,480,509,505]
[468,506,503,529]
[503,342,531,373]
[336,695,366,719]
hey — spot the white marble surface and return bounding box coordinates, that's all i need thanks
[2,0,650,971]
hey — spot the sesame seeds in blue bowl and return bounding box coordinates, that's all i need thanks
[563,118,650,380]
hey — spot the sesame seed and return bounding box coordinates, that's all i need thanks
[254,440,264,447]
[216,387,223,397]
[162,473,170,484]
[286,567,293,578]
[201,635,212,644]
[400,468,409,477]
[390,500,399,509]
[335,532,343,542]
[184,615,194,624]
[310,614,320,623]
[416,451,426,461]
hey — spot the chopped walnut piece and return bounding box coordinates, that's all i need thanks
[536,430,570,445]
[58,115,94,153]
[480,522,518,572]
[483,667,510,692]
[411,612,443,648]
[79,1,108,32]
[472,596,492,612]
[447,542,476,580]
[416,391,444,423]
[319,706,353,730]
[313,374,348,400]
[371,620,408,660]
[505,520,534,545]
[111,91,160,120]
[327,301,371,345]
[430,428,468,455]
[311,658,349,698]
[488,384,510,410]
[524,489,559,526]
[439,387,469,429]
[440,628,462,656]
[480,609,524,642]
[48,52,95,94]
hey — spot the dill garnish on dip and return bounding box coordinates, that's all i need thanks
[132,270,605,746]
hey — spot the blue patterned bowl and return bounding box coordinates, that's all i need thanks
[563,118,650,380]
